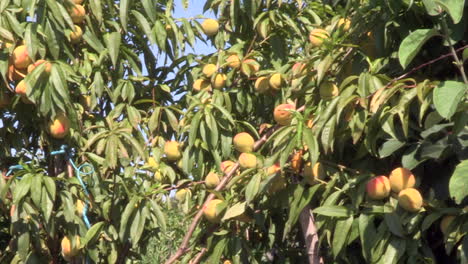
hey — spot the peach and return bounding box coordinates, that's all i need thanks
[205,171,220,189]
[254,76,269,93]
[309,29,330,47]
[319,81,339,100]
[389,167,415,193]
[69,4,86,24]
[440,215,456,235]
[201,19,219,37]
[76,200,85,215]
[164,141,182,161]
[291,62,306,78]
[15,80,27,96]
[398,188,423,212]
[337,18,351,31]
[233,132,255,153]
[27,59,52,74]
[212,73,227,89]
[49,113,71,139]
[303,162,325,185]
[268,73,282,90]
[290,150,303,173]
[366,176,391,200]
[238,153,257,169]
[70,25,83,44]
[241,59,260,76]
[226,54,241,69]
[175,188,188,202]
[146,157,159,171]
[12,45,32,69]
[202,64,217,77]
[266,163,281,176]
[203,199,224,223]
[61,236,80,261]
[220,160,236,174]
[273,103,295,126]
[192,79,211,92]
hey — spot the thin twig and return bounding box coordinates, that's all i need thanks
[189,248,208,264]
[440,18,468,85]
[164,181,205,192]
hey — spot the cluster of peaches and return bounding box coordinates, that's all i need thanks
[366,167,423,212]
[0,0,86,140]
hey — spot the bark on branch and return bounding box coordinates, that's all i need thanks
[299,205,323,264]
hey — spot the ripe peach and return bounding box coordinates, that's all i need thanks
[164,141,182,161]
[366,176,391,200]
[226,54,241,69]
[291,62,306,78]
[319,81,339,100]
[268,73,282,90]
[193,79,211,92]
[12,45,32,69]
[266,163,281,176]
[201,19,219,37]
[273,103,295,126]
[212,73,227,89]
[27,59,52,74]
[238,153,257,169]
[398,188,423,212]
[49,113,70,139]
[61,236,80,261]
[205,171,220,189]
[15,80,28,96]
[0,93,11,108]
[440,215,456,235]
[389,167,415,193]
[241,59,260,76]
[203,199,224,223]
[254,76,269,93]
[175,188,188,202]
[303,162,325,185]
[202,64,217,77]
[69,4,86,24]
[220,160,236,174]
[233,132,255,153]
[309,29,330,47]
[70,25,83,44]
[337,18,351,31]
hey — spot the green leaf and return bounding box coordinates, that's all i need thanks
[359,214,375,262]
[435,0,465,24]
[222,202,246,221]
[105,32,121,68]
[83,222,105,246]
[132,11,156,45]
[13,174,33,204]
[449,160,468,204]
[379,139,405,158]
[119,0,130,31]
[245,173,262,203]
[422,0,442,15]
[384,212,405,237]
[333,216,354,257]
[433,81,466,119]
[313,205,352,217]
[208,238,227,264]
[398,29,439,69]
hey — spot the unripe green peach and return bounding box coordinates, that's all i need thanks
[366,176,391,200]
[175,188,188,202]
[238,153,257,169]
[203,199,224,223]
[398,188,423,212]
[440,215,456,235]
[319,81,339,100]
[254,76,269,93]
[303,162,325,185]
[389,167,416,193]
[309,29,330,47]
[202,64,217,77]
[273,103,295,126]
[201,19,219,36]
[212,73,226,89]
[233,132,255,153]
[164,141,182,161]
[205,171,220,189]
[268,73,282,90]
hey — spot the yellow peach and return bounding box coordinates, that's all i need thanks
[203,199,224,223]
[27,59,52,74]
[61,236,80,261]
[233,132,255,153]
[309,29,330,47]
[164,141,182,161]
[238,153,257,169]
[205,171,220,189]
[303,162,325,185]
[212,73,227,89]
[398,188,423,212]
[69,4,86,24]
[268,73,282,90]
[226,54,241,69]
[202,64,217,78]
[366,176,391,200]
[389,167,416,193]
[70,25,83,44]
[319,81,339,100]
[12,45,32,69]
[201,19,219,37]
[254,76,269,93]
[273,104,295,126]
[192,79,211,92]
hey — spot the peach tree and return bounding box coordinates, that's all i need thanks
[0,0,467,263]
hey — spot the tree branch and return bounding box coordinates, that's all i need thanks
[299,205,323,264]
[189,248,208,264]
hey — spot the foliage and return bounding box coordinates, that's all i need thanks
[0,0,467,263]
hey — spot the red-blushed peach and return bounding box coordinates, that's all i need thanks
[220,160,236,174]
[49,113,71,139]
[366,176,391,200]
[69,4,86,24]
[12,45,32,69]
[273,103,295,125]
[398,188,423,212]
[233,132,255,153]
[389,167,415,193]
